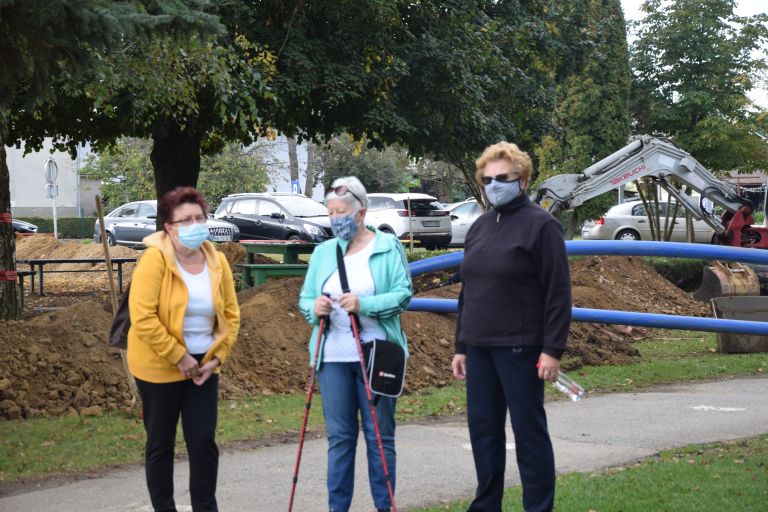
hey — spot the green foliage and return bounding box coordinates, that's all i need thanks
[535,0,632,227]
[0,0,222,116]
[81,137,271,210]
[630,0,768,172]
[316,137,410,194]
[15,217,98,239]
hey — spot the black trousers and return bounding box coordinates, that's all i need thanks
[465,345,555,512]
[135,373,220,512]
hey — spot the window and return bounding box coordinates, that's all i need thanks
[137,203,156,218]
[118,205,138,218]
[452,201,477,218]
[257,200,284,217]
[231,199,258,215]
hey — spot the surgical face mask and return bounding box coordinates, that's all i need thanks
[177,222,209,250]
[484,178,521,208]
[330,212,360,240]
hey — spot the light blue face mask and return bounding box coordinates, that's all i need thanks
[330,213,360,240]
[177,223,209,250]
[485,179,521,208]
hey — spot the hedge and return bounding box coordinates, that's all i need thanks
[16,217,98,240]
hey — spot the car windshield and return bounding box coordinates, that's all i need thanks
[279,196,328,217]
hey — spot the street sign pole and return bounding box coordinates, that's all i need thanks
[44,159,59,239]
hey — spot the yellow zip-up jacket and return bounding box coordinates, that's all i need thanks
[127,231,240,383]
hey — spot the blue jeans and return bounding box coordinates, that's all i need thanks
[317,361,396,512]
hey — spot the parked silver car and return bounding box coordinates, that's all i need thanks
[449,199,483,246]
[94,200,240,247]
[581,200,715,242]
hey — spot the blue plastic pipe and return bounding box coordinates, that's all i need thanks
[408,298,768,336]
[406,240,768,336]
[407,240,768,277]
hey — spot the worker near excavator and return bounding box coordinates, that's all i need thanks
[452,141,572,512]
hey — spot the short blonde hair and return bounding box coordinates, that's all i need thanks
[475,142,532,186]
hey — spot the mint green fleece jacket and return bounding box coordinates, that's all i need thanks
[298,228,413,368]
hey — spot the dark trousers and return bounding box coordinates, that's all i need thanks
[135,374,220,512]
[465,345,555,512]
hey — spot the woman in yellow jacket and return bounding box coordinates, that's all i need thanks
[127,187,240,512]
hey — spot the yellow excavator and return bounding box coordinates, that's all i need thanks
[532,135,765,301]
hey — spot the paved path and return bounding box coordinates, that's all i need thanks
[2,376,767,512]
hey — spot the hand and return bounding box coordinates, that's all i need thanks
[452,354,466,379]
[177,353,201,379]
[537,353,560,382]
[338,292,360,314]
[193,358,219,386]
[313,295,333,317]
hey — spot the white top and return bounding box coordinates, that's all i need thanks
[322,239,387,362]
[176,260,216,355]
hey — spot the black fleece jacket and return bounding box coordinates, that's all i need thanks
[455,193,571,359]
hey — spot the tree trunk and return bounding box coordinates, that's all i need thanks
[150,124,202,208]
[0,125,21,320]
[288,137,299,184]
[304,142,315,197]
[456,159,484,206]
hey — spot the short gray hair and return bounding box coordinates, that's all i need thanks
[324,176,368,209]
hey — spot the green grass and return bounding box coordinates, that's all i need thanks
[1,330,766,484]
[418,433,768,511]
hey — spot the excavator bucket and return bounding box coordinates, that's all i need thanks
[693,261,761,302]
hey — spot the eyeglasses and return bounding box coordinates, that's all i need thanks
[326,185,364,205]
[169,215,208,226]
[481,173,520,185]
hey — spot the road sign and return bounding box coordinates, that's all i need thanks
[44,159,58,184]
[291,180,301,194]
[45,184,59,199]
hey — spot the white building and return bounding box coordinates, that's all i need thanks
[7,140,99,218]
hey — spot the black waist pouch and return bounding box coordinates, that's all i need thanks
[363,339,406,398]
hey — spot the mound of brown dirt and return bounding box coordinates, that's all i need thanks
[0,253,710,419]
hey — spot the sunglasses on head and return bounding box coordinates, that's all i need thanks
[481,173,520,185]
[326,185,364,205]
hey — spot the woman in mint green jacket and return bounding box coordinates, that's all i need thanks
[298,176,412,512]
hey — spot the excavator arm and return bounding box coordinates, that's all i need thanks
[532,135,766,248]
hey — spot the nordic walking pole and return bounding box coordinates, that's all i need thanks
[288,314,328,511]
[96,196,138,407]
[349,313,398,512]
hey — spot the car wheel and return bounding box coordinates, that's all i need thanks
[615,229,640,241]
[288,234,302,241]
[106,232,117,246]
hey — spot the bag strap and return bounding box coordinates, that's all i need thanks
[336,242,362,332]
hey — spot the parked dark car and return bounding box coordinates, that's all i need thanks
[94,200,240,248]
[213,192,332,242]
[12,219,38,234]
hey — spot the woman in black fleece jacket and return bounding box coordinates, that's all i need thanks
[452,141,571,512]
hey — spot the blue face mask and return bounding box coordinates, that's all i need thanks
[485,179,521,208]
[330,213,360,240]
[177,223,209,250]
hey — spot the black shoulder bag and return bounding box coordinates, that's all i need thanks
[108,282,131,349]
[336,243,406,398]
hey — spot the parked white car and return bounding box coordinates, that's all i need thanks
[365,193,452,249]
[449,199,484,246]
[581,200,715,242]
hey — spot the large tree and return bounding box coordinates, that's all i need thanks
[0,0,220,319]
[630,0,768,172]
[535,0,632,233]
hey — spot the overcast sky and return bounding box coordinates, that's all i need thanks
[620,0,768,106]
